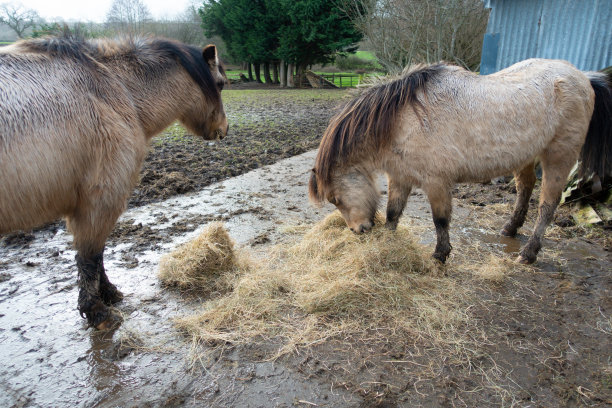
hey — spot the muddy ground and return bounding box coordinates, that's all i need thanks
[1,87,611,407]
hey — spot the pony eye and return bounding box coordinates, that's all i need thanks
[328,197,338,205]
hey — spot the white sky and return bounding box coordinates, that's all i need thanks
[14,0,194,23]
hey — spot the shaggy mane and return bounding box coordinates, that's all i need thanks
[310,63,447,202]
[16,34,223,103]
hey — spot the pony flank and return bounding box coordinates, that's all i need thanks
[0,34,228,330]
[310,59,612,263]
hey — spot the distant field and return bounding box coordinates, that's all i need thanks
[0,41,13,46]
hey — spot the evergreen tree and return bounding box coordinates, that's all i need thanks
[199,0,361,86]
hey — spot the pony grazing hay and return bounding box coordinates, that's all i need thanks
[175,212,474,357]
[158,222,238,293]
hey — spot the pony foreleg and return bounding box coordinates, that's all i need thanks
[517,148,577,264]
[76,252,122,329]
[385,178,412,230]
[425,185,453,263]
[502,163,536,237]
[97,251,124,305]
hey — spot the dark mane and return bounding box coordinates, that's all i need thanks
[17,34,221,103]
[310,63,447,202]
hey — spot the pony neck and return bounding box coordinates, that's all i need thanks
[118,65,199,139]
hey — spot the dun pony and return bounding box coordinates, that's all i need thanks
[0,34,228,330]
[310,59,612,264]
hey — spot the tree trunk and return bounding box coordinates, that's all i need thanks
[280,60,287,87]
[295,64,306,88]
[286,63,295,88]
[254,63,262,83]
[263,62,272,84]
[247,63,253,81]
[272,61,279,84]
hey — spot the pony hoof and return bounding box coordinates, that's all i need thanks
[100,284,124,305]
[432,253,447,264]
[95,308,123,331]
[515,254,535,264]
[385,221,398,231]
[500,227,516,237]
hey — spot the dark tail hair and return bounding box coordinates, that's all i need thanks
[580,72,612,179]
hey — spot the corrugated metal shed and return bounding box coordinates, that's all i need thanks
[480,0,612,74]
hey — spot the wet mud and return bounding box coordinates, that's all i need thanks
[1,88,611,407]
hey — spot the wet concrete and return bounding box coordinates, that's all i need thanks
[0,150,369,408]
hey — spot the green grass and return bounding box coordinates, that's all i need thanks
[0,41,13,46]
[354,50,377,61]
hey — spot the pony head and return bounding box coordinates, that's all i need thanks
[178,44,229,141]
[310,167,379,233]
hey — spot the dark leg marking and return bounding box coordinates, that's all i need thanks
[502,166,536,237]
[76,253,122,329]
[97,252,124,305]
[501,186,533,236]
[518,201,557,264]
[433,217,452,263]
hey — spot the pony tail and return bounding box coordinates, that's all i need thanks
[580,72,612,179]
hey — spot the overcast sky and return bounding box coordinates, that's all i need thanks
[15,0,195,23]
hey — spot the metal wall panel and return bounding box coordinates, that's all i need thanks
[480,0,612,73]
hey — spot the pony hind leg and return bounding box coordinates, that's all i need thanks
[501,162,536,237]
[424,184,453,263]
[517,151,578,264]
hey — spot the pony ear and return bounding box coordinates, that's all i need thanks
[203,44,218,66]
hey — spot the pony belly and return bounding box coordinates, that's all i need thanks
[0,152,80,233]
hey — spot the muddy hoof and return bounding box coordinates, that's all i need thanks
[95,308,123,331]
[516,254,536,264]
[432,252,447,264]
[100,283,124,305]
[80,300,122,330]
[500,226,517,237]
[385,221,398,230]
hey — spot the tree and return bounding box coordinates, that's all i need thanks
[0,2,39,38]
[200,0,362,86]
[105,0,152,35]
[277,0,362,78]
[343,0,488,73]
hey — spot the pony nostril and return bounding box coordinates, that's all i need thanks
[359,225,365,233]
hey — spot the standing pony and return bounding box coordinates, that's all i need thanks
[309,59,611,264]
[0,35,228,329]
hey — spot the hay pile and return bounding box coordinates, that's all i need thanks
[166,212,488,355]
[158,222,241,294]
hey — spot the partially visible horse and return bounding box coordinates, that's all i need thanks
[0,35,228,329]
[309,59,612,264]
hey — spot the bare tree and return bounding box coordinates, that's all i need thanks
[105,0,152,35]
[343,0,489,72]
[0,2,39,38]
[145,5,209,45]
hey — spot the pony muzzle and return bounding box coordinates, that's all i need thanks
[350,220,373,234]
